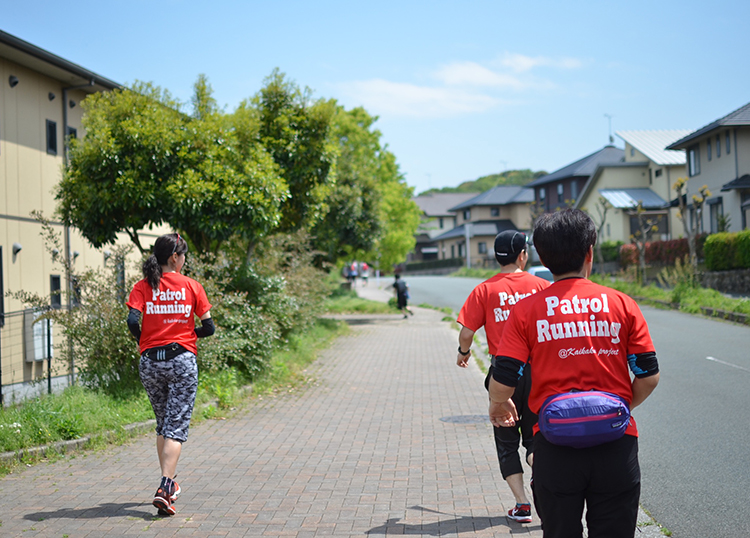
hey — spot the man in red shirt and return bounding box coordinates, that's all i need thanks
[457,230,550,524]
[489,210,660,538]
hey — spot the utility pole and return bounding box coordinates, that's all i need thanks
[604,114,614,144]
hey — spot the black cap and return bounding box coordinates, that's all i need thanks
[494,230,527,264]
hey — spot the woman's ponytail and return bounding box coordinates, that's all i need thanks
[143,233,186,290]
[142,255,163,290]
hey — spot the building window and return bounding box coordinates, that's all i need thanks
[463,209,471,221]
[451,245,455,258]
[490,207,500,217]
[648,169,653,185]
[707,139,712,161]
[655,169,662,177]
[539,188,545,201]
[709,198,724,234]
[478,242,487,254]
[557,183,564,203]
[726,131,731,154]
[716,134,721,158]
[67,126,77,139]
[606,223,611,237]
[571,181,578,200]
[688,145,700,176]
[50,275,62,309]
[46,120,57,155]
[630,147,635,157]
[439,217,444,229]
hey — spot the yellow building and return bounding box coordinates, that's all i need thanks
[0,30,165,404]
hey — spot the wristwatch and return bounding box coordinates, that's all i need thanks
[458,346,470,356]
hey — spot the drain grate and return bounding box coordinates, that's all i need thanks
[439,415,491,424]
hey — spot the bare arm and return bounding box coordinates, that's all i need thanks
[631,372,659,409]
[456,326,475,367]
[488,377,518,427]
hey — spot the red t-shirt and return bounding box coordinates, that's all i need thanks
[457,272,551,355]
[127,272,212,355]
[498,278,654,436]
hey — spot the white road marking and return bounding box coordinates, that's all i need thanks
[705,356,750,372]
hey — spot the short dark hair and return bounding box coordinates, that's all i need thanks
[533,209,596,275]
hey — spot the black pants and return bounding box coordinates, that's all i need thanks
[532,433,640,538]
[485,365,537,478]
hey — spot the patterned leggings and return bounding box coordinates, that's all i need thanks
[139,351,198,443]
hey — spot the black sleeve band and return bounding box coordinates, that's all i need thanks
[127,308,141,342]
[194,317,215,338]
[628,351,659,378]
[492,356,527,387]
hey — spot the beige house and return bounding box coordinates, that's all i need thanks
[575,130,690,244]
[410,192,476,262]
[433,185,533,268]
[667,101,750,232]
[0,31,166,404]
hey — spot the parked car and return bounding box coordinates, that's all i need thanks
[527,265,553,282]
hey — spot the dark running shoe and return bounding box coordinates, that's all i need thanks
[153,477,176,516]
[507,503,532,523]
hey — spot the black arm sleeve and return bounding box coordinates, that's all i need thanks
[492,356,526,387]
[194,317,215,338]
[127,308,141,342]
[628,351,659,378]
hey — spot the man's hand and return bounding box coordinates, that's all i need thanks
[456,350,472,368]
[489,398,518,428]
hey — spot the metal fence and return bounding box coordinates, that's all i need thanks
[0,308,73,406]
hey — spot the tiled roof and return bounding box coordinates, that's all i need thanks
[412,192,478,216]
[722,174,750,191]
[667,101,750,149]
[449,186,534,211]
[616,130,692,165]
[525,146,625,187]
[599,188,668,210]
[432,220,517,241]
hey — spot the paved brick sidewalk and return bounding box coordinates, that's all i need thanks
[0,307,541,537]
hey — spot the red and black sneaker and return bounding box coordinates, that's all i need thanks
[507,503,532,523]
[153,477,177,516]
[170,480,181,502]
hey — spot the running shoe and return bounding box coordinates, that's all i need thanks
[507,503,532,523]
[153,478,177,516]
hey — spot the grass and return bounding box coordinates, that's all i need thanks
[323,289,397,314]
[0,314,350,477]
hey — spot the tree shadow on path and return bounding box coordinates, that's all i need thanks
[24,502,157,522]
[366,505,542,535]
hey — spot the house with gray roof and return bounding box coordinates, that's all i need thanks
[667,101,750,231]
[410,192,477,261]
[574,131,690,244]
[431,185,534,268]
[525,145,626,213]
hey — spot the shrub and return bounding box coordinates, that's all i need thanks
[619,235,707,267]
[600,241,623,263]
[704,232,738,271]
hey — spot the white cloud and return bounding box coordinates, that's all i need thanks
[338,52,584,119]
[339,79,500,118]
[498,52,584,73]
[433,61,525,89]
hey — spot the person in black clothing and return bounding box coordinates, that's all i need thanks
[392,274,413,318]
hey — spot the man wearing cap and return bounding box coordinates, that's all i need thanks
[489,210,659,537]
[456,230,550,524]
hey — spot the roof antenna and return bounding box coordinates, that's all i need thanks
[604,113,614,144]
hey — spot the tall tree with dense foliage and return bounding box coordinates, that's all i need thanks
[251,69,338,232]
[57,82,184,253]
[311,106,382,262]
[167,75,287,253]
[373,150,421,270]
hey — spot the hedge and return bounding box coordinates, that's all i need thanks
[704,230,750,270]
[620,235,707,267]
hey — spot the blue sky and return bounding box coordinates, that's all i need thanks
[3,0,749,194]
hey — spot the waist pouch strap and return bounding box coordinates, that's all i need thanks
[144,343,189,361]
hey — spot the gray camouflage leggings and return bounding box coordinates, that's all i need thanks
[139,351,198,443]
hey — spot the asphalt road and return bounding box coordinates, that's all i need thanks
[402,275,750,538]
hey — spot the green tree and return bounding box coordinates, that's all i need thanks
[373,151,421,270]
[167,75,288,253]
[251,69,338,232]
[311,106,382,263]
[57,82,184,253]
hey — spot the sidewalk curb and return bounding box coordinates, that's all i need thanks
[0,419,156,465]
